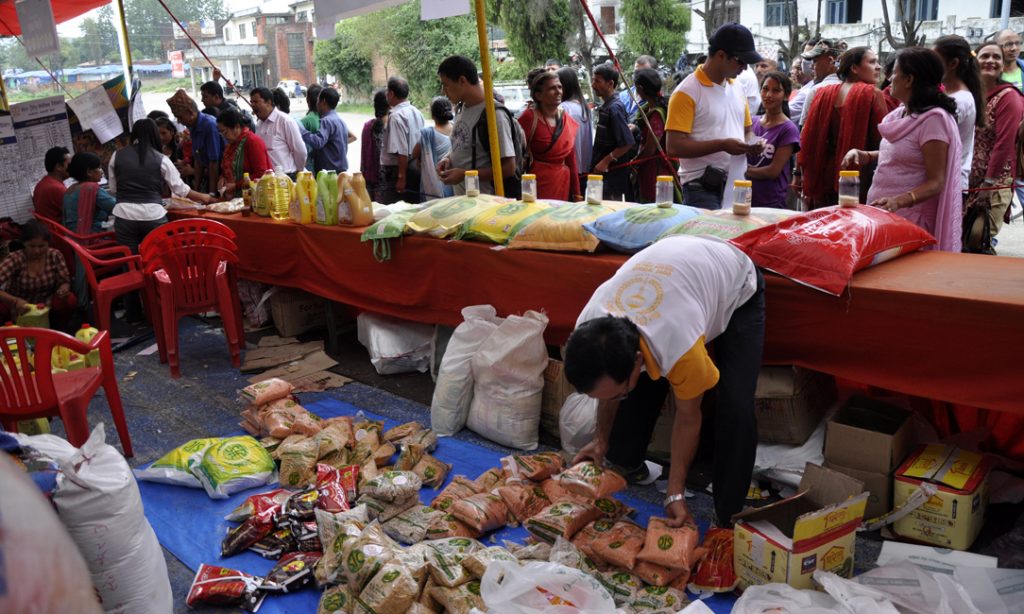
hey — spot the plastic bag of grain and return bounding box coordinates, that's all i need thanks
[466,310,549,450]
[431,305,504,436]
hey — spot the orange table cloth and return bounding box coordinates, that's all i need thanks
[176,211,1024,414]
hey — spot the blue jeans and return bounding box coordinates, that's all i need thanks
[683,181,723,210]
[606,269,765,525]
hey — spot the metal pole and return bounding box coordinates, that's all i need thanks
[474,0,504,196]
[1001,0,1011,30]
[112,0,134,97]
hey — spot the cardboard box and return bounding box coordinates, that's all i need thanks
[823,396,913,519]
[270,288,326,337]
[733,463,867,590]
[540,359,575,444]
[754,366,836,445]
[893,444,992,551]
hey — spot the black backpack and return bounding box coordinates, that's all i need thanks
[470,103,530,199]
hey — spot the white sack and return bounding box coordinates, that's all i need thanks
[356,311,435,375]
[430,305,503,436]
[467,310,549,450]
[558,393,597,457]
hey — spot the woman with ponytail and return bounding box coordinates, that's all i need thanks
[842,47,963,252]
[934,35,984,191]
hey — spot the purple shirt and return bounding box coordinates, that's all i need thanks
[748,116,800,208]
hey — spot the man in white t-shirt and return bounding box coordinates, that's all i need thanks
[436,55,517,196]
[666,23,764,210]
[565,235,765,528]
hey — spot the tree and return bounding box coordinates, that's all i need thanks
[487,0,572,68]
[566,0,599,99]
[619,0,690,70]
[121,0,226,60]
[776,0,811,65]
[314,20,373,99]
[881,0,927,49]
[694,0,735,41]
[77,6,120,66]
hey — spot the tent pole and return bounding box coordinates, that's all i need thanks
[112,0,133,97]
[474,0,504,196]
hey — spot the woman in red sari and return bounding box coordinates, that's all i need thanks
[799,47,888,207]
[216,108,272,198]
[518,70,581,201]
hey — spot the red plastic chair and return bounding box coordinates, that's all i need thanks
[140,239,243,378]
[140,217,237,245]
[59,235,146,331]
[0,326,133,457]
[33,213,119,276]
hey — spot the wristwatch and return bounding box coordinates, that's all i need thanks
[664,493,686,508]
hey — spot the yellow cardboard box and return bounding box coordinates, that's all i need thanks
[733,463,867,590]
[893,444,992,551]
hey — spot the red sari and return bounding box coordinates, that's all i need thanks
[221,128,272,194]
[518,107,580,200]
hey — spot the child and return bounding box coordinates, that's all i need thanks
[745,71,800,208]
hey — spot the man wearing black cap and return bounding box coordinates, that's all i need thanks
[666,23,765,210]
[794,39,842,127]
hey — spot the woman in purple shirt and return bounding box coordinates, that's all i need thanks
[746,71,800,208]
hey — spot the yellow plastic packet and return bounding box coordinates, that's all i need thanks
[508,201,628,252]
[406,194,510,238]
[456,200,551,244]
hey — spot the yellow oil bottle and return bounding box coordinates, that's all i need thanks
[293,171,316,224]
[270,168,293,222]
[75,323,100,367]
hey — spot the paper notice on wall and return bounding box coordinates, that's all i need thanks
[0,115,25,221]
[421,0,469,20]
[67,85,123,144]
[8,96,73,222]
[15,0,60,57]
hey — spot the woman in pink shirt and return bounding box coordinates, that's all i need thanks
[842,48,962,252]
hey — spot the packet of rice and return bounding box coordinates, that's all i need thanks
[557,461,627,499]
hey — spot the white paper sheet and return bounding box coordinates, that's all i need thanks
[8,96,73,222]
[421,0,470,20]
[15,0,60,57]
[67,85,123,144]
[877,540,997,576]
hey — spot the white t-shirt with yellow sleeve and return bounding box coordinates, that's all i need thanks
[576,235,757,400]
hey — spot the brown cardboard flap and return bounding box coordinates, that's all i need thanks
[802,463,866,508]
[824,395,913,474]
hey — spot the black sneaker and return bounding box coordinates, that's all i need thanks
[609,461,650,485]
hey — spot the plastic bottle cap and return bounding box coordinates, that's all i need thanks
[466,170,479,177]
[839,170,860,177]
[81,324,91,328]
[522,174,536,181]
[36,304,44,308]
[587,174,603,180]
[734,180,752,188]
[657,175,673,182]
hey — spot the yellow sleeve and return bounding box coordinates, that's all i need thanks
[665,337,719,400]
[744,101,752,128]
[666,90,696,134]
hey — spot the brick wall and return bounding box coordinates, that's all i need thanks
[265,21,316,87]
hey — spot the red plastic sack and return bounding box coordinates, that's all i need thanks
[729,205,936,296]
[689,527,737,593]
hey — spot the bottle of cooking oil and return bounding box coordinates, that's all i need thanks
[345,172,375,226]
[75,323,100,367]
[270,168,293,221]
[294,171,316,224]
[255,172,275,217]
[241,172,252,210]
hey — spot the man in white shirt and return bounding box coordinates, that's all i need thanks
[381,76,425,203]
[795,40,842,127]
[250,87,306,179]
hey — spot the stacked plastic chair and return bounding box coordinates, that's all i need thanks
[138,219,244,378]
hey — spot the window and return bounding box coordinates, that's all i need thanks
[600,6,616,34]
[826,0,861,24]
[238,23,246,39]
[710,0,740,24]
[765,0,794,26]
[287,33,306,70]
[224,28,231,42]
[903,0,938,20]
[296,11,307,22]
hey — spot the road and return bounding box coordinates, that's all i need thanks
[141,88,1024,260]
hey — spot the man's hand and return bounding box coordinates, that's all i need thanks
[436,157,451,174]
[12,298,28,314]
[573,437,608,467]
[396,175,407,193]
[664,498,692,527]
[842,148,870,169]
[593,157,611,174]
[438,167,466,186]
[722,139,749,156]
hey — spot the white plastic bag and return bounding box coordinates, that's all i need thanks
[467,310,549,450]
[732,582,859,614]
[480,561,617,613]
[823,563,981,614]
[558,393,597,456]
[0,453,101,614]
[356,311,435,375]
[431,305,503,436]
[52,425,173,614]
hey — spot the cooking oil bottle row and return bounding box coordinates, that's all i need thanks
[241,167,374,227]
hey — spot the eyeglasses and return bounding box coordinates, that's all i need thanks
[1002,41,1022,48]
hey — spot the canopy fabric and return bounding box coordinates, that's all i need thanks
[0,0,111,36]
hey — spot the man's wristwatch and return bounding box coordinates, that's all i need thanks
[663,493,686,508]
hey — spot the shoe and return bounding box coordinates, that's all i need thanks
[608,461,650,485]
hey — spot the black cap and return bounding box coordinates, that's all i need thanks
[708,23,763,65]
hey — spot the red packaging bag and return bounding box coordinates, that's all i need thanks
[729,205,936,296]
[689,527,737,593]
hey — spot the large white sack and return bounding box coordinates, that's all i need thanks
[356,311,435,375]
[0,453,101,614]
[431,305,504,436]
[558,393,598,457]
[467,310,549,450]
[53,425,173,614]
